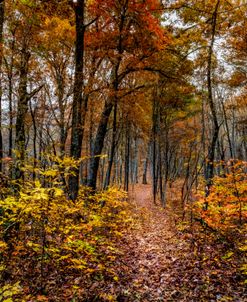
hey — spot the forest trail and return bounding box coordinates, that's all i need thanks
[117,184,188,302]
[114,184,245,302]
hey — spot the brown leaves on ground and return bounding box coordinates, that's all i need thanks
[108,184,246,302]
[1,184,246,301]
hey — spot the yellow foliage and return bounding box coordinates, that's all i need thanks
[0,161,131,300]
[0,282,22,302]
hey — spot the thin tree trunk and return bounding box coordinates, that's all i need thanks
[104,101,117,189]
[142,157,148,184]
[14,46,30,180]
[158,142,164,206]
[8,75,13,157]
[152,96,158,204]
[201,95,207,178]
[119,157,123,187]
[87,100,114,189]
[220,98,233,159]
[142,141,150,184]
[231,107,236,159]
[124,122,130,191]
[29,102,37,180]
[162,127,170,208]
[100,156,106,190]
[132,135,139,184]
[205,0,221,187]
[0,0,5,171]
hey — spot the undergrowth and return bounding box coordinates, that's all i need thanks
[175,160,247,299]
[0,158,132,301]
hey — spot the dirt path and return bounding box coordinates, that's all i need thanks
[116,184,187,302]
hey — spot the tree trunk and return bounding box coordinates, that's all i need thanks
[124,122,130,191]
[68,0,87,200]
[152,96,158,204]
[14,45,43,181]
[104,101,117,189]
[231,107,236,159]
[0,0,4,171]
[142,141,150,184]
[205,0,221,186]
[87,0,126,190]
[142,157,148,184]
[87,100,114,189]
[220,98,233,159]
[162,126,170,208]
[30,102,37,180]
[132,135,139,184]
[158,142,164,206]
[8,75,13,158]
[6,37,16,158]
[14,47,30,180]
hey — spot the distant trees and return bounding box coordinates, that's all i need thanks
[166,0,247,188]
[0,0,245,201]
[86,0,166,190]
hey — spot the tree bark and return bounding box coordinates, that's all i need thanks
[0,0,4,171]
[104,101,117,189]
[8,73,13,158]
[14,46,30,180]
[205,0,221,186]
[68,0,86,200]
[142,157,148,184]
[124,121,130,191]
[142,141,151,184]
[29,101,37,180]
[87,100,114,189]
[220,98,233,159]
[132,135,139,184]
[152,96,158,204]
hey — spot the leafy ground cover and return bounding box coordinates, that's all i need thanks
[1,181,246,301]
[112,184,246,302]
[0,178,130,301]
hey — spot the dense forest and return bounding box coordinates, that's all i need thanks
[0,0,246,301]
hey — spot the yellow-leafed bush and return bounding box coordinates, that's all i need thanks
[0,158,131,301]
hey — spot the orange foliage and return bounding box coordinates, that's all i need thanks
[194,160,247,234]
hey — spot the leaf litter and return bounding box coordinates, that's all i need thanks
[109,184,247,302]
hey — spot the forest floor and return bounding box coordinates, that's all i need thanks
[2,182,245,301]
[115,183,189,302]
[105,183,246,302]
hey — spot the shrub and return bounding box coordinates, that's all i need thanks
[0,160,130,301]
